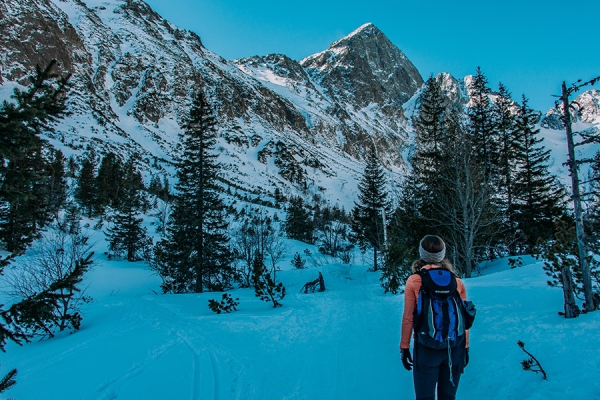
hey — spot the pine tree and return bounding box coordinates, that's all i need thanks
[96,152,123,212]
[252,255,285,308]
[351,146,391,271]
[152,90,232,293]
[408,76,455,227]
[413,75,450,177]
[106,156,150,261]
[494,83,519,255]
[74,155,97,218]
[9,252,94,336]
[0,61,70,252]
[285,196,313,243]
[0,63,75,392]
[0,60,69,175]
[512,96,566,251]
[0,153,46,252]
[385,77,454,277]
[45,149,68,220]
[466,67,499,179]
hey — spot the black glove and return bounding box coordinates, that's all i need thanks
[401,348,413,371]
[465,348,469,367]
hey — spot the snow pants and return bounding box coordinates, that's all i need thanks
[412,341,466,400]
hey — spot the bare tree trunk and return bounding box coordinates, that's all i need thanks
[561,81,595,312]
[561,261,581,318]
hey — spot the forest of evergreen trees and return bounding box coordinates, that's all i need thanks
[0,62,599,392]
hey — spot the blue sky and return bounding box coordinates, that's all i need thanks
[143,0,599,111]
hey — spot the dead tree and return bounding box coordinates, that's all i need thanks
[556,76,600,312]
[300,272,326,294]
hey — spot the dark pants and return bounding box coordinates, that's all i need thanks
[412,341,466,400]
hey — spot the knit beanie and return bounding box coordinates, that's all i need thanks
[419,236,446,263]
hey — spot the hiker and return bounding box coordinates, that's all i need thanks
[400,235,469,400]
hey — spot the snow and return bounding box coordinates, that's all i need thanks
[3,240,599,399]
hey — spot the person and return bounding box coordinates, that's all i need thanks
[400,235,469,400]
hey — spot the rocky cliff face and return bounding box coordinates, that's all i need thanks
[301,23,422,109]
[0,1,426,206]
[235,23,423,166]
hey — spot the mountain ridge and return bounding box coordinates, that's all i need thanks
[1,0,599,210]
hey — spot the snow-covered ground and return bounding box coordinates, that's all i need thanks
[2,237,598,400]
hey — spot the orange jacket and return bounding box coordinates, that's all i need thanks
[400,264,469,349]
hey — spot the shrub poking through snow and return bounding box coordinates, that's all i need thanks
[518,341,547,380]
[252,256,285,308]
[291,252,306,269]
[508,257,524,269]
[208,294,239,314]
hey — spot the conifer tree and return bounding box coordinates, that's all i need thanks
[492,83,527,254]
[0,153,47,252]
[512,96,566,251]
[0,60,71,390]
[75,155,97,218]
[46,149,68,220]
[351,146,391,271]
[252,255,285,308]
[285,196,313,243]
[409,76,454,225]
[152,90,232,293]
[96,152,123,212]
[0,61,70,252]
[106,156,150,261]
[413,75,450,176]
[466,67,499,179]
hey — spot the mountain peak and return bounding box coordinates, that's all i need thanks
[300,24,423,108]
[330,23,382,49]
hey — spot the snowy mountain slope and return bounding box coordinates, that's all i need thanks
[3,240,599,399]
[233,22,423,168]
[0,1,421,209]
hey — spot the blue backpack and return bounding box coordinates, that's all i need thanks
[414,268,475,349]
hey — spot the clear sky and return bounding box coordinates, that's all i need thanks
[142,0,599,112]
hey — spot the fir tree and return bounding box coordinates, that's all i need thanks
[45,149,68,220]
[385,77,454,277]
[466,67,499,179]
[152,90,232,293]
[9,252,94,336]
[0,60,70,175]
[96,152,123,212]
[106,156,150,261]
[284,196,313,243]
[252,255,285,308]
[0,154,45,252]
[493,83,519,252]
[512,96,566,251]
[351,146,391,271]
[74,155,97,218]
[413,75,450,176]
[0,61,70,252]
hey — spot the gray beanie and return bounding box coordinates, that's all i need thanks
[419,237,446,263]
